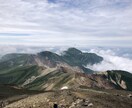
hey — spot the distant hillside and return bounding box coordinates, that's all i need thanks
[106,70,132,91]
[62,48,103,73]
[0,48,103,73]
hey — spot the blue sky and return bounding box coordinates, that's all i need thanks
[0,0,132,47]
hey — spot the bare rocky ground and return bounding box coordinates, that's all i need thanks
[2,88,132,108]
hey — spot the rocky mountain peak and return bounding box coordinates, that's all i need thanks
[65,48,82,54]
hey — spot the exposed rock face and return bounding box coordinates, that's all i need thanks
[106,70,132,91]
[127,94,132,98]
[120,80,127,89]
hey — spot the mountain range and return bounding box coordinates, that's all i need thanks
[0,48,131,91]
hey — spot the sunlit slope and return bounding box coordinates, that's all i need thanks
[0,65,132,91]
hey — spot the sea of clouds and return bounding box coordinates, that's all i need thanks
[86,47,132,73]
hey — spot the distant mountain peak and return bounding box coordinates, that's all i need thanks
[38,51,62,60]
[64,47,82,55]
[39,51,56,55]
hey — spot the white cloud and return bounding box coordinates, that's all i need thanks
[0,45,68,56]
[0,0,132,47]
[87,48,132,73]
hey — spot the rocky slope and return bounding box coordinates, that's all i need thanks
[3,89,132,108]
[106,70,132,91]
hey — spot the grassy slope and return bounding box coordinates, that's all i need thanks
[0,54,30,74]
[107,70,132,91]
[24,70,74,90]
[0,65,40,85]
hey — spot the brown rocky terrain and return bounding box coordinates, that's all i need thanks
[3,89,132,108]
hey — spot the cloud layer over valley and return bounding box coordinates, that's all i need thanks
[87,48,132,73]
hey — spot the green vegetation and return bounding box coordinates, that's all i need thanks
[0,65,40,85]
[107,70,132,91]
